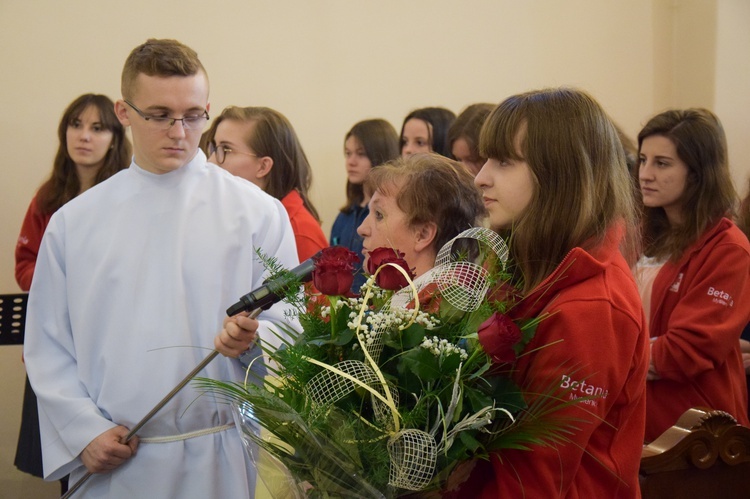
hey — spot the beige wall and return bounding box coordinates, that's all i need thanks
[651,0,750,190]
[652,0,718,111]
[715,0,750,194]
[3,1,749,294]
[0,0,661,292]
[0,0,748,494]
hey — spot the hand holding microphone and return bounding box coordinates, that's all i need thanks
[217,254,319,357]
[225,255,317,316]
[64,252,320,498]
[214,312,259,358]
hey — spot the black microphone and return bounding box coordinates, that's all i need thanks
[226,253,318,316]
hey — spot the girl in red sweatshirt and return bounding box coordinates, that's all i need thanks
[452,88,649,498]
[14,94,130,493]
[635,109,750,441]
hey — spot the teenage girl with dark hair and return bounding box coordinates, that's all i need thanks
[14,93,131,493]
[400,106,456,158]
[331,119,400,289]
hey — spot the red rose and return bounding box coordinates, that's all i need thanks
[312,246,360,296]
[477,312,522,364]
[366,247,415,291]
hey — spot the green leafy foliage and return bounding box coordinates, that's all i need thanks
[197,237,575,496]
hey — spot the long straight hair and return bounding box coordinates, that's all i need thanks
[341,119,400,212]
[637,108,736,260]
[207,106,320,221]
[37,94,131,215]
[480,88,638,293]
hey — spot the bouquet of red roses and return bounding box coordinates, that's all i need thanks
[197,228,550,498]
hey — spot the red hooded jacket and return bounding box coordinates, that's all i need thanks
[458,226,649,498]
[15,196,52,291]
[280,189,328,262]
[646,218,750,441]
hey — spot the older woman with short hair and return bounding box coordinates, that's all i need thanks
[356,152,485,277]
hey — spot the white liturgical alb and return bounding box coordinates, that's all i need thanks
[24,150,300,498]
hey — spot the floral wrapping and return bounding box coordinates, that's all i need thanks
[197,227,556,497]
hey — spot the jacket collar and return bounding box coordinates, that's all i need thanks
[512,223,626,318]
[673,217,733,268]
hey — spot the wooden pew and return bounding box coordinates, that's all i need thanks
[640,407,750,498]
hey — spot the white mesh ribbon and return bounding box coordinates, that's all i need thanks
[391,227,509,313]
[387,429,437,490]
[435,227,508,267]
[371,384,400,428]
[302,227,509,492]
[305,360,380,408]
[304,359,399,429]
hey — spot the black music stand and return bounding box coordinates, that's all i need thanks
[0,293,28,345]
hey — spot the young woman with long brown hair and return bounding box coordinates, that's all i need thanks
[455,88,648,497]
[15,94,130,289]
[14,93,130,493]
[635,108,750,441]
[206,106,327,261]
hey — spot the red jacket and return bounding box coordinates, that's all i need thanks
[646,218,750,441]
[464,226,649,498]
[281,190,328,262]
[15,196,52,291]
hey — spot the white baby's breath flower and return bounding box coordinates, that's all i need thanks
[420,335,468,360]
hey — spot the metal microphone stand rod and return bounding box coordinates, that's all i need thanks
[61,308,262,499]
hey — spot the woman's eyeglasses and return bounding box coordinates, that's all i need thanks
[208,143,258,164]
